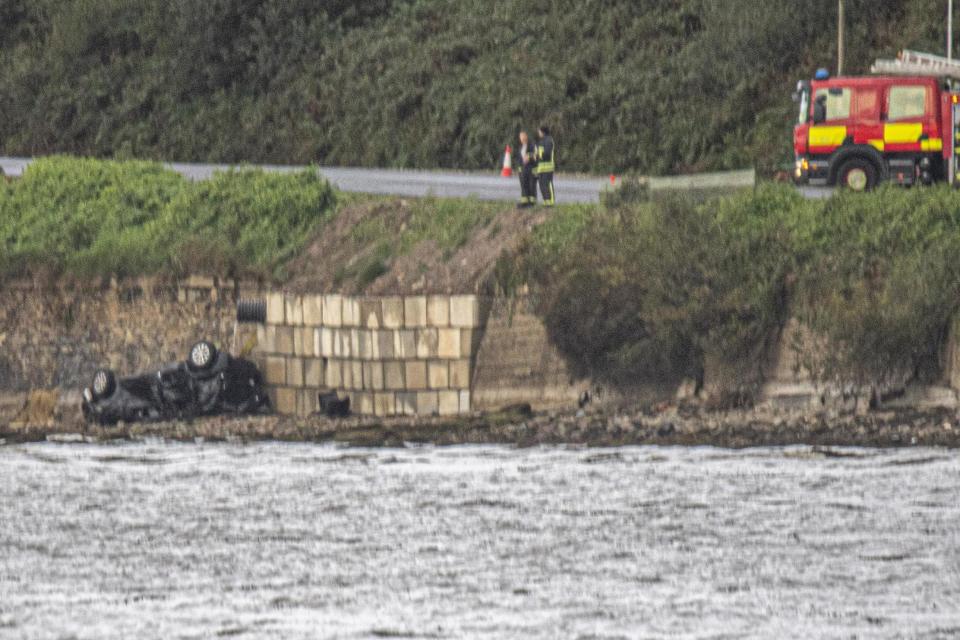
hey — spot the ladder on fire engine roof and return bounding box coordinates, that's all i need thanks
[870,49,960,81]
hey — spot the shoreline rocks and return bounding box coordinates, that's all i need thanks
[3,401,960,449]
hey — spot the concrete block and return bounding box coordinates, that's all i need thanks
[364,361,384,390]
[460,329,475,358]
[285,295,304,326]
[334,329,351,358]
[416,391,439,415]
[350,329,361,359]
[326,360,343,388]
[405,361,428,390]
[302,294,323,326]
[459,390,471,413]
[396,392,417,416]
[342,329,354,358]
[404,296,428,328]
[184,274,215,289]
[416,328,439,359]
[304,358,325,387]
[438,328,461,359]
[324,294,343,327]
[428,361,449,389]
[318,327,334,357]
[303,327,318,357]
[342,296,360,327]
[257,325,276,354]
[266,292,285,324]
[450,295,479,328]
[438,390,459,416]
[265,386,278,411]
[384,361,405,390]
[360,298,383,328]
[358,329,374,360]
[355,392,375,416]
[292,327,305,356]
[450,359,471,388]
[275,326,294,355]
[374,392,396,417]
[382,296,404,328]
[286,357,304,387]
[377,330,395,359]
[394,330,416,359]
[265,356,287,385]
[350,360,364,390]
[427,295,450,326]
[297,388,318,417]
[276,387,297,415]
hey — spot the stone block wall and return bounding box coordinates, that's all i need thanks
[471,296,586,410]
[0,276,261,392]
[254,293,482,417]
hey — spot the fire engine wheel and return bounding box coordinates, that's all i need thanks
[837,158,878,192]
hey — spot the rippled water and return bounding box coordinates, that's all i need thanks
[2,441,959,639]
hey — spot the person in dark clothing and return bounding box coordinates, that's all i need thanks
[534,125,556,206]
[516,130,537,207]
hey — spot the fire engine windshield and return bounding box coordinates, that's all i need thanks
[795,82,810,124]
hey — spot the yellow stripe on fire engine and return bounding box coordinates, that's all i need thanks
[920,138,943,152]
[808,126,847,147]
[867,139,885,152]
[884,122,923,144]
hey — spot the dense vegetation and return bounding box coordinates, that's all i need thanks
[0,156,335,279]
[0,1,951,174]
[4,154,960,391]
[506,184,960,391]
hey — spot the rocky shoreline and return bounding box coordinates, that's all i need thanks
[4,400,960,449]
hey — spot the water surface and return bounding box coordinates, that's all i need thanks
[1,442,958,638]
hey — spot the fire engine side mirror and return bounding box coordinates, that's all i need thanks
[813,95,827,124]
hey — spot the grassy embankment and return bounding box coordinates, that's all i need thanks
[5,156,960,395]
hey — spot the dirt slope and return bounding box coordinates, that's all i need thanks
[284,198,549,295]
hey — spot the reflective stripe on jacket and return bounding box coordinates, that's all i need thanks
[534,135,555,174]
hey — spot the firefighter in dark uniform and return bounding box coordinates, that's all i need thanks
[534,125,556,206]
[516,130,537,207]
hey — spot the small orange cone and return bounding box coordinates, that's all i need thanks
[501,146,512,177]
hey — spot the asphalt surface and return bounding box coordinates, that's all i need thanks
[0,156,830,201]
[0,157,608,203]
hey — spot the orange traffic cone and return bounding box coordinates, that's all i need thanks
[501,146,512,177]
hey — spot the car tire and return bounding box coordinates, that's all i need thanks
[187,340,218,372]
[236,299,267,323]
[91,368,117,400]
[837,157,878,191]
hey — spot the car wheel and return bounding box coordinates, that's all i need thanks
[187,340,218,371]
[236,299,267,323]
[837,158,878,191]
[91,369,117,400]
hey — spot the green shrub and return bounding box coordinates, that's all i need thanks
[0,156,336,280]
[1,1,944,175]
[790,185,960,385]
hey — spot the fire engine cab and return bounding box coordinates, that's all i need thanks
[794,50,960,190]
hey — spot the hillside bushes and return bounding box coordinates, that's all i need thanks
[0,0,950,174]
[0,156,335,279]
[510,184,960,389]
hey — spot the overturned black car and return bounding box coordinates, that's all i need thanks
[82,340,269,425]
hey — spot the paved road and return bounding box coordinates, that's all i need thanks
[1,156,827,201]
[0,157,608,203]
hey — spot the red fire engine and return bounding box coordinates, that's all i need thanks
[793,50,960,190]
